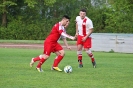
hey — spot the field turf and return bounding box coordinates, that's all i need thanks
[0,48,133,88]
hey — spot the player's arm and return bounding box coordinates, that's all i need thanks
[82,28,93,42]
[61,32,75,40]
[61,37,71,50]
[75,23,78,38]
[82,19,94,42]
[86,20,94,38]
[75,16,78,38]
[86,28,93,38]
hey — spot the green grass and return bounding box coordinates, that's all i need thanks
[0,40,76,45]
[0,40,44,44]
[0,48,133,88]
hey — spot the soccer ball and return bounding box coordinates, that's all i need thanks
[64,65,72,73]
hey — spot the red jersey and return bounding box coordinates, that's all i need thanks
[45,22,65,43]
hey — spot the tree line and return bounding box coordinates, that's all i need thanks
[0,0,133,40]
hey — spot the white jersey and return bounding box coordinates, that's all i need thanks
[76,16,93,36]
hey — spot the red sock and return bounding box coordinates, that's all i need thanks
[53,55,63,67]
[88,53,95,62]
[33,56,41,62]
[78,54,82,64]
[37,58,46,68]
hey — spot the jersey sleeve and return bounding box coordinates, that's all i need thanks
[75,16,80,23]
[61,32,74,40]
[88,19,94,29]
[61,28,66,39]
[58,25,63,34]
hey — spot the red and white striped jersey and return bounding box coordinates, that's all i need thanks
[76,16,93,36]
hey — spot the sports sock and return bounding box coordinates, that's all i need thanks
[37,58,46,68]
[77,51,82,64]
[88,53,95,62]
[33,56,41,62]
[78,54,82,64]
[53,55,63,67]
[86,50,95,62]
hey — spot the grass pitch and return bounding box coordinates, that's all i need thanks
[0,48,133,88]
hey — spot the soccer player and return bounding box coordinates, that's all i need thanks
[52,21,72,69]
[75,9,96,68]
[30,15,75,72]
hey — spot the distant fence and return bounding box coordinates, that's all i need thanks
[91,33,133,53]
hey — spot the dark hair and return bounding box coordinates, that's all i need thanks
[80,9,87,13]
[62,15,71,20]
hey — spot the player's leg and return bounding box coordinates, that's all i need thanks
[30,54,49,72]
[36,41,53,72]
[77,35,83,68]
[52,50,64,71]
[51,51,60,70]
[30,55,42,67]
[77,44,83,68]
[85,49,96,68]
[52,43,64,71]
[84,37,96,68]
[55,51,60,56]
[30,41,52,72]
[35,54,49,72]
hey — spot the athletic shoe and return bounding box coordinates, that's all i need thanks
[30,58,34,67]
[36,67,44,72]
[52,67,62,72]
[92,61,96,68]
[78,64,83,68]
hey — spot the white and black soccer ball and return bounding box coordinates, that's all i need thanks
[64,65,72,73]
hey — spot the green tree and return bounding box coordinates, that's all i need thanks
[104,0,133,33]
[0,0,17,27]
[0,0,133,40]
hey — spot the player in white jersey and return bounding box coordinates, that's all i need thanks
[75,9,96,68]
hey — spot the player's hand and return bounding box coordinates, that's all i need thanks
[66,46,71,50]
[82,36,87,42]
[71,36,76,40]
[75,33,78,38]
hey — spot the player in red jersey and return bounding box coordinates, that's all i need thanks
[51,21,72,69]
[75,9,96,68]
[30,15,75,72]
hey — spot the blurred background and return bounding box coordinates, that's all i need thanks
[0,0,133,40]
[0,0,133,53]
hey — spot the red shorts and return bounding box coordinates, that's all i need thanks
[43,41,63,56]
[77,35,92,48]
